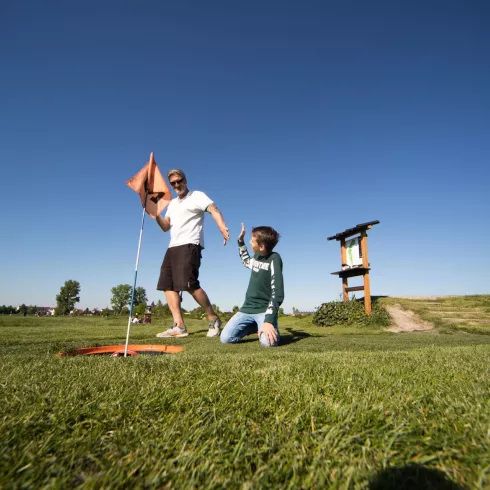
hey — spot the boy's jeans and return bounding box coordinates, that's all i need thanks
[220,311,280,347]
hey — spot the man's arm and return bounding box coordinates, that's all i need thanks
[207,203,230,245]
[155,215,171,232]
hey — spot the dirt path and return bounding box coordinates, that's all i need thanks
[385,305,433,333]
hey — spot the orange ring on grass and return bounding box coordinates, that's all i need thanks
[57,344,184,357]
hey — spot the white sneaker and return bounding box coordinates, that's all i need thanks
[206,317,222,337]
[156,325,189,338]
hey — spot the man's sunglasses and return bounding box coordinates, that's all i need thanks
[170,178,184,187]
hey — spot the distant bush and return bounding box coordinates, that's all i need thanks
[152,302,171,318]
[187,307,206,319]
[132,303,146,317]
[313,299,390,327]
[220,311,234,322]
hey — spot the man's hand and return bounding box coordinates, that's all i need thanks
[258,322,278,346]
[238,222,246,242]
[155,215,171,232]
[220,226,230,246]
[207,203,229,246]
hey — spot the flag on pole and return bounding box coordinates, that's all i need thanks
[126,152,172,218]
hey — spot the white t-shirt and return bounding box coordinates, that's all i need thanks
[165,190,213,248]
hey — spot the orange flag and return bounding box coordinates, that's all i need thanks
[126,152,172,218]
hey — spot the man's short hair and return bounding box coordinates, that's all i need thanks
[252,226,280,253]
[167,169,186,181]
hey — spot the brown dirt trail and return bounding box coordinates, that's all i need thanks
[385,305,433,333]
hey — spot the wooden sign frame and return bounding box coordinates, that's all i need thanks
[327,220,379,314]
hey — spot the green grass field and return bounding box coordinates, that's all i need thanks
[1,297,490,489]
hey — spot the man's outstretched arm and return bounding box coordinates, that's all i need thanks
[207,203,230,245]
[155,215,171,232]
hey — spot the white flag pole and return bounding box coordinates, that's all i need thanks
[124,189,148,357]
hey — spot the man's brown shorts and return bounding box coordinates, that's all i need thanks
[157,244,202,292]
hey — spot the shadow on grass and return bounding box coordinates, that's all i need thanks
[225,328,313,346]
[352,295,389,303]
[368,464,466,490]
[280,328,313,346]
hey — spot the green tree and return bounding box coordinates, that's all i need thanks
[1,305,15,314]
[133,303,146,317]
[232,305,240,314]
[153,299,171,318]
[110,284,132,314]
[133,287,147,306]
[27,305,37,315]
[188,306,205,319]
[279,307,285,316]
[19,304,27,316]
[55,280,80,315]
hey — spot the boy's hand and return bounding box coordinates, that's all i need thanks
[258,322,278,346]
[238,222,246,242]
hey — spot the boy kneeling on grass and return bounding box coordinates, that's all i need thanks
[220,223,284,347]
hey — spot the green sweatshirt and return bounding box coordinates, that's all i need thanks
[238,240,285,324]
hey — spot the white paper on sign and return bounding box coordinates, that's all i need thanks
[346,237,363,267]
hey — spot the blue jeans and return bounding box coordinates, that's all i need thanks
[220,311,280,347]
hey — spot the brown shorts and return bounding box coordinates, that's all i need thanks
[157,244,202,292]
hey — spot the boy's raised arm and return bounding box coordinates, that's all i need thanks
[238,222,252,269]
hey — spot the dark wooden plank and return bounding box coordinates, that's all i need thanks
[331,267,370,279]
[346,286,364,292]
[327,220,380,241]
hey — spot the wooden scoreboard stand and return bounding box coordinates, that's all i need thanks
[327,220,380,315]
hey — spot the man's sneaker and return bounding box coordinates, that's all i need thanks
[207,317,222,337]
[156,325,189,338]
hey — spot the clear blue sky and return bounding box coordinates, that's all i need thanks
[1,0,489,312]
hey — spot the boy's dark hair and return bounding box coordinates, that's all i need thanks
[252,226,280,253]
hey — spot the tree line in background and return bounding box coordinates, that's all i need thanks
[0,280,82,316]
[2,280,292,318]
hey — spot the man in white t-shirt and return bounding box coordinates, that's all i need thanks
[155,169,230,338]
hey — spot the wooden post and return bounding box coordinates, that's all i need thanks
[360,231,369,268]
[363,272,371,314]
[341,239,348,302]
[342,277,348,303]
[360,231,371,314]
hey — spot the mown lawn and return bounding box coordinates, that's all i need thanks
[1,305,489,489]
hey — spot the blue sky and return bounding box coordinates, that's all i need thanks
[1,0,489,313]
